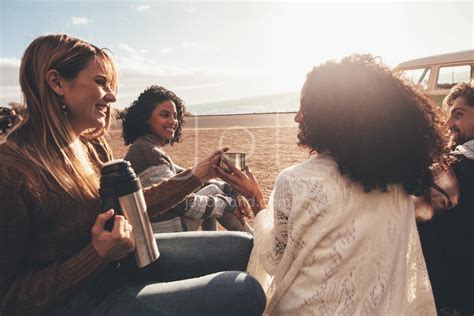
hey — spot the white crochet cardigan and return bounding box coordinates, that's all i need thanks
[247,155,436,315]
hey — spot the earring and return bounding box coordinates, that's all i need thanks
[61,104,68,116]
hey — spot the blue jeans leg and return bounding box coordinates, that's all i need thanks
[105,271,265,315]
[52,232,265,315]
[108,231,265,315]
[124,231,254,283]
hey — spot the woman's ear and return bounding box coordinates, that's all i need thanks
[46,69,65,96]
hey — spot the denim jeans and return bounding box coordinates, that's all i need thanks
[51,232,265,316]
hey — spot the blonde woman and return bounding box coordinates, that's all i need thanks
[0,34,264,316]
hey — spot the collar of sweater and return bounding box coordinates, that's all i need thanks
[452,139,474,160]
[141,134,164,147]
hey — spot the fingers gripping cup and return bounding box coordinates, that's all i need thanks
[220,152,246,172]
[100,159,159,268]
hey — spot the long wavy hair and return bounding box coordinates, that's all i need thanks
[121,85,185,146]
[6,34,117,201]
[297,54,448,195]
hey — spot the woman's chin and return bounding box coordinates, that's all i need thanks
[89,117,106,130]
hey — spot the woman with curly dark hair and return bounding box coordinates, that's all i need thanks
[122,85,185,147]
[122,85,252,234]
[219,54,446,314]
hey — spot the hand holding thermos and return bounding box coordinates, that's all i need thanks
[91,209,135,262]
[90,148,241,266]
[97,159,160,268]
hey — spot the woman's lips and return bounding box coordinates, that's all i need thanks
[95,104,108,117]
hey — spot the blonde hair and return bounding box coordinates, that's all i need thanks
[7,34,117,201]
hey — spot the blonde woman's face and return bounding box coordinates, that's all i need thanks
[62,59,116,135]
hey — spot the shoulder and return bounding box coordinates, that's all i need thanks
[126,138,169,161]
[124,138,172,173]
[273,155,343,201]
[453,155,474,171]
[0,143,39,196]
[277,154,339,183]
[85,137,113,163]
[0,142,29,173]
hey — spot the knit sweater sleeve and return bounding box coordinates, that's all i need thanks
[140,164,235,219]
[143,168,204,218]
[0,165,108,315]
[128,141,231,219]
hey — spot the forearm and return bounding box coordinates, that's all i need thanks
[1,244,107,315]
[144,168,203,218]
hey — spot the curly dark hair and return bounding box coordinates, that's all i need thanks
[122,85,185,146]
[446,81,474,108]
[297,54,447,195]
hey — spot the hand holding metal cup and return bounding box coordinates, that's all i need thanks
[215,154,267,215]
[219,152,246,173]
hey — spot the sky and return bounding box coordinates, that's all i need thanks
[1,0,473,109]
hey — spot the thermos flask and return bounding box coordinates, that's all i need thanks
[99,159,160,268]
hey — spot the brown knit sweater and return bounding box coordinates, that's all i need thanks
[0,141,202,315]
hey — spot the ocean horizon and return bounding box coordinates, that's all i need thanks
[186,91,299,116]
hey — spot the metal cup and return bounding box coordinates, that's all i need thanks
[221,152,246,172]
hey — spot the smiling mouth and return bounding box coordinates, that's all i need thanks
[95,104,108,115]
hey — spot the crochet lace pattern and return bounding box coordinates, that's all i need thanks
[248,155,436,315]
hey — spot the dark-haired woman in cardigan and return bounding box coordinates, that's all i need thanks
[122,85,252,234]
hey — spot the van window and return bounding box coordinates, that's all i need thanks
[401,68,430,90]
[436,65,471,89]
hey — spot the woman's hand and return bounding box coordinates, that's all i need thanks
[233,194,253,224]
[215,159,266,215]
[192,147,229,183]
[91,209,135,262]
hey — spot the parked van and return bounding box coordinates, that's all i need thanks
[394,50,474,108]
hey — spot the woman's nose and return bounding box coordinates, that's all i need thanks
[294,111,301,123]
[105,92,117,103]
[169,116,177,126]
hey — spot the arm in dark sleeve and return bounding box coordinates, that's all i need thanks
[414,168,459,222]
[143,168,203,218]
[136,144,238,219]
[0,167,108,315]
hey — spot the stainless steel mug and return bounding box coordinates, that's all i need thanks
[99,159,159,268]
[220,152,246,172]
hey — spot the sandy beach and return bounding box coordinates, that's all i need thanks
[0,113,310,199]
[107,112,311,199]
